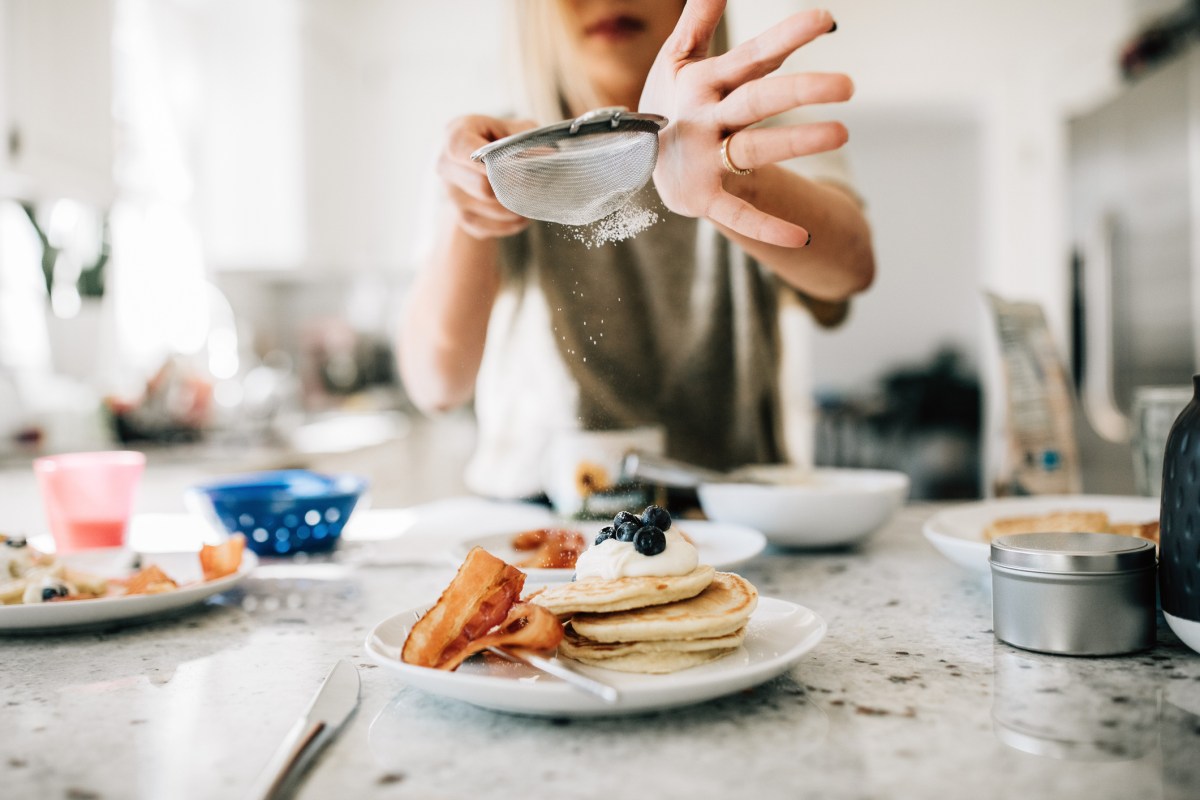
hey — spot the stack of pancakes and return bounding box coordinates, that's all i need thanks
[527,565,758,673]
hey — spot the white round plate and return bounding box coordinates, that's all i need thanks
[922,495,1160,574]
[366,596,825,717]
[0,547,256,633]
[696,467,909,548]
[451,519,768,582]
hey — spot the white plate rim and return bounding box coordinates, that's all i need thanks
[922,494,1160,574]
[450,519,768,582]
[0,548,257,632]
[365,595,825,716]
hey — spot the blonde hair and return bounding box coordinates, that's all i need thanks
[511,1,728,124]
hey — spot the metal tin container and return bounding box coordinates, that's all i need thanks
[990,532,1157,656]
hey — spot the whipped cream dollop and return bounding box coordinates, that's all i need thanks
[574,530,698,580]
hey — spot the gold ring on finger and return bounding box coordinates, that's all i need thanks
[721,134,753,176]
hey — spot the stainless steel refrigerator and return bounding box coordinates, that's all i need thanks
[1068,45,1199,494]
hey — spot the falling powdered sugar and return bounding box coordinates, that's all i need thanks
[567,202,660,248]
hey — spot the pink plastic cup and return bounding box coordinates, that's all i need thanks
[33,451,146,553]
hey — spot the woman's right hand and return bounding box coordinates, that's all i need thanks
[438,115,537,240]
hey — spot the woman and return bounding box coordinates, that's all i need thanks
[399,0,874,499]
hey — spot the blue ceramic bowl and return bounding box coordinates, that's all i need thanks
[189,470,369,556]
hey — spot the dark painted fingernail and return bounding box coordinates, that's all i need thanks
[805,231,813,247]
[828,20,838,33]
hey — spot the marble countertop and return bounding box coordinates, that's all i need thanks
[4,490,1200,799]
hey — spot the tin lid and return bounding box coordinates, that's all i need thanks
[989,532,1156,574]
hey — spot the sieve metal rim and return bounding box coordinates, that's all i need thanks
[470,107,668,162]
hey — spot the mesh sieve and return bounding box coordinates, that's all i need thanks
[471,107,668,227]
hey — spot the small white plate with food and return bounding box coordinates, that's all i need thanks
[0,536,254,632]
[367,595,825,717]
[922,495,1160,575]
[451,518,768,582]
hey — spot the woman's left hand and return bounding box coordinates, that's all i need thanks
[640,2,851,248]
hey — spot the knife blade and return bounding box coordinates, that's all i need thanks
[246,658,360,800]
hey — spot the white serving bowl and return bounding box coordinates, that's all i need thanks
[696,467,910,548]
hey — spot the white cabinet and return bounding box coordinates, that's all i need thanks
[0,0,115,205]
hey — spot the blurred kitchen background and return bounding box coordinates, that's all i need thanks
[0,0,1196,504]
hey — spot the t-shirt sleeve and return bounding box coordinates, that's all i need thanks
[793,291,851,329]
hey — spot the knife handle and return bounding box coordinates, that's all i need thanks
[246,718,326,800]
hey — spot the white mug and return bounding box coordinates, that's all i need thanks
[541,426,666,517]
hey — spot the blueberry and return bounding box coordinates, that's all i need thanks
[41,586,60,601]
[595,526,616,546]
[613,511,639,529]
[633,525,667,556]
[616,520,641,542]
[641,505,671,531]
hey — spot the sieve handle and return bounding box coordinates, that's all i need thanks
[569,106,629,134]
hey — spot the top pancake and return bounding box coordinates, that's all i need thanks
[526,564,715,616]
[568,571,758,642]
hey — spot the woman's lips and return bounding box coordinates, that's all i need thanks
[584,15,646,41]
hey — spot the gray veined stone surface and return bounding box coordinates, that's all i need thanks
[2,487,1200,800]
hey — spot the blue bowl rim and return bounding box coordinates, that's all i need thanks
[191,469,369,503]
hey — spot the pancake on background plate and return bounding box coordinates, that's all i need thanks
[981,510,1160,545]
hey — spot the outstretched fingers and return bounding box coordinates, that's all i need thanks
[664,0,728,61]
[705,192,810,249]
[724,122,849,169]
[718,72,854,130]
[700,9,835,88]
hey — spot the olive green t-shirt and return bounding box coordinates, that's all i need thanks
[463,189,842,499]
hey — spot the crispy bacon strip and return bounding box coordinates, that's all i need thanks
[403,547,533,669]
[437,602,564,671]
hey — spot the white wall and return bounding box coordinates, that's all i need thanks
[739,0,1136,365]
[195,0,305,271]
[296,0,517,274]
[809,105,984,391]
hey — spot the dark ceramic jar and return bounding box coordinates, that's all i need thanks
[1160,374,1200,653]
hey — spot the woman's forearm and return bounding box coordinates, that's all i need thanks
[398,221,502,413]
[711,166,875,302]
